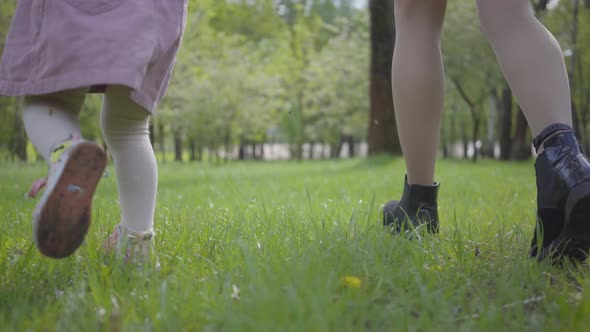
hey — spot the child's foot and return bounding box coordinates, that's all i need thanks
[532,124,590,262]
[27,138,106,258]
[103,224,160,270]
[382,175,439,234]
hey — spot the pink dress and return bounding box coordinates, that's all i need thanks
[0,0,188,113]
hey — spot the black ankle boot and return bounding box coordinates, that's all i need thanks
[383,176,439,234]
[532,123,590,261]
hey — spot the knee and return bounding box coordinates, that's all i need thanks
[477,0,533,40]
[100,89,150,142]
[25,88,86,116]
[395,0,447,34]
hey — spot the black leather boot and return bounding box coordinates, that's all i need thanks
[532,123,590,261]
[383,175,439,234]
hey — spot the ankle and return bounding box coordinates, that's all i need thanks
[406,174,437,187]
[401,175,439,206]
[533,123,575,154]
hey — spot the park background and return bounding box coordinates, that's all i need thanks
[1,1,590,331]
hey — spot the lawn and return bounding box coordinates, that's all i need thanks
[0,157,589,331]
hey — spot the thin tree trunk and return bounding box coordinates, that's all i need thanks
[258,143,264,160]
[499,86,513,161]
[238,144,245,161]
[224,131,231,163]
[158,121,166,164]
[487,89,498,159]
[510,108,532,160]
[449,106,457,159]
[346,135,355,157]
[462,117,469,160]
[174,131,182,162]
[472,115,480,162]
[367,0,400,155]
[189,139,196,161]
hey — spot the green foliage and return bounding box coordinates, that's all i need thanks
[158,0,370,160]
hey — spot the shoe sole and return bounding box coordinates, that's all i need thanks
[382,200,439,234]
[33,143,107,258]
[552,181,590,261]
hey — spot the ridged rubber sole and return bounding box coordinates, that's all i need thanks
[542,181,590,261]
[33,143,107,258]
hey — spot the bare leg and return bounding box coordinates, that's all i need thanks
[392,0,447,185]
[477,0,572,137]
[383,1,446,233]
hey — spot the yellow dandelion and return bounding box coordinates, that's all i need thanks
[342,275,362,288]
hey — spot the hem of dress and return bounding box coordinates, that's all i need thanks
[0,69,157,113]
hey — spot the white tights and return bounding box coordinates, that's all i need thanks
[22,85,157,234]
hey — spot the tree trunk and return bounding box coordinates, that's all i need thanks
[224,130,231,163]
[499,86,513,161]
[257,143,264,160]
[367,0,400,155]
[472,115,480,163]
[510,108,532,160]
[330,143,341,159]
[174,131,182,162]
[449,106,457,159]
[158,121,166,164]
[346,135,355,157]
[486,90,498,159]
[441,121,448,159]
[238,144,245,161]
[461,117,469,160]
[190,139,196,161]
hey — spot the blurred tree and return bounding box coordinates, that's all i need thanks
[367,0,399,155]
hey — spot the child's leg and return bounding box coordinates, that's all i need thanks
[100,86,157,235]
[477,0,572,135]
[23,88,87,161]
[23,88,107,258]
[392,0,447,186]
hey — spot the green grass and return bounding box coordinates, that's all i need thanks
[1,157,590,331]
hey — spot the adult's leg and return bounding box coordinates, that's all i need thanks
[392,0,447,186]
[383,0,447,233]
[477,0,571,137]
[479,0,590,260]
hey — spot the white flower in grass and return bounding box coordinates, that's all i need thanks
[232,284,240,301]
